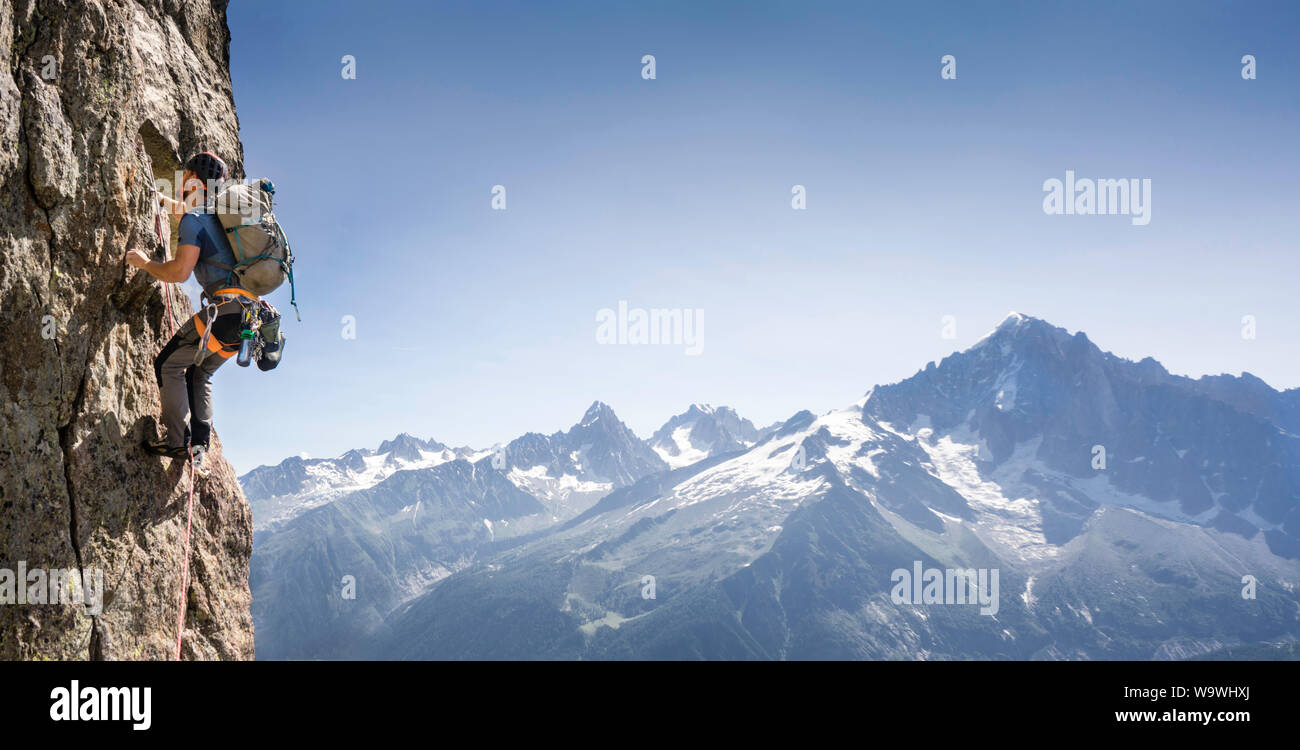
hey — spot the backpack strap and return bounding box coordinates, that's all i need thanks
[224,221,265,264]
[206,255,297,321]
[196,256,240,292]
[197,257,234,272]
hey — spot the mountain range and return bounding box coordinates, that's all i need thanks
[245,314,1300,660]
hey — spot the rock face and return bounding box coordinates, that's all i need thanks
[0,0,252,659]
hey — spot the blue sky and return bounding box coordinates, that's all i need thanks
[216,0,1299,473]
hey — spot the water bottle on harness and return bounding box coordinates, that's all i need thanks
[237,317,257,367]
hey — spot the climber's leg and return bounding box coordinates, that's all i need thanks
[153,320,202,451]
[186,347,228,449]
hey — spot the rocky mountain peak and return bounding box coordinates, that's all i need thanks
[649,403,762,468]
[974,312,1080,356]
[580,400,618,427]
[378,433,426,463]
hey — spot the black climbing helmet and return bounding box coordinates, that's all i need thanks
[184,151,227,184]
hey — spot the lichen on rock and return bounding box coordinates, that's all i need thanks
[1,0,253,660]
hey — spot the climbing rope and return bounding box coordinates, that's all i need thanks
[139,137,179,338]
[153,187,179,339]
[161,288,176,337]
[174,448,197,660]
[138,139,195,661]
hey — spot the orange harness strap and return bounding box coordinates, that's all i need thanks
[192,289,259,360]
[211,287,260,302]
[192,314,236,359]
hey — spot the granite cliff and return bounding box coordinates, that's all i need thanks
[0,0,252,660]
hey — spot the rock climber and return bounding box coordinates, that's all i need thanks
[124,151,240,467]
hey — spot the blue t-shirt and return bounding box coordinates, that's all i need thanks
[179,209,238,293]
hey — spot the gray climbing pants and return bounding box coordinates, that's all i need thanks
[153,317,230,450]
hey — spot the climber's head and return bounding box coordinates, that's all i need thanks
[180,151,227,207]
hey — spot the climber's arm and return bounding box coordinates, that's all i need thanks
[158,191,185,218]
[125,210,204,282]
[125,243,199,283]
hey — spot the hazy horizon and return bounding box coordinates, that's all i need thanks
[238,309,1297,470]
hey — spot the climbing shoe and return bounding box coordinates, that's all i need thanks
[142,438,188,460]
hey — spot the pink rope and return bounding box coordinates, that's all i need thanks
[174,451,196,660]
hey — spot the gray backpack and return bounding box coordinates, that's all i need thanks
[206,178,299,319]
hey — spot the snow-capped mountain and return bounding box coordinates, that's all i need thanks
[649,404,763,468]
[364,314,1300,660]
[863,313,1300,559]
[248,314,1300,660]
[248,401,671,659]
[240,434,489,531]
[250,458,548,659]
[495,401,669,521]
[243,402,757,533]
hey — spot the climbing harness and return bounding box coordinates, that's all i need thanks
[174,446,197,660]
[192,286,261,365]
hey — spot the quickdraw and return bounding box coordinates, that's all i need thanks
[193,300,222,365]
